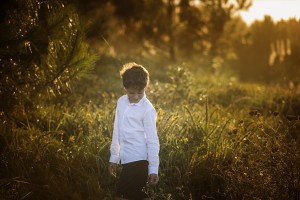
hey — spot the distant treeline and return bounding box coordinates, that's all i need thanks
[74,0,300,84]
[1,0,300,114]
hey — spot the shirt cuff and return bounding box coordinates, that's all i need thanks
[109,155,120,164]
[148,166,158,175]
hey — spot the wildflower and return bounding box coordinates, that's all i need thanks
[69,135,75,142]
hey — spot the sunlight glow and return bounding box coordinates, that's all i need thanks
[240,0,300,24]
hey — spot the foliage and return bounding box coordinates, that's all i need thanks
[230,16,300,84]
[1,0,300,199]
[1,66,300,199]
[0,0,98,115]
[0,100,115,199]
[73,0,300,84]
[76,0,252,65]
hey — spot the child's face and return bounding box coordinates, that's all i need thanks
[125,87,145,103]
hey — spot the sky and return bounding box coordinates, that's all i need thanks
[239,0,300,24]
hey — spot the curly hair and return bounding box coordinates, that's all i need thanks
[120,62,149,90]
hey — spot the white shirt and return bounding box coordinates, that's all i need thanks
[109,94,160,175]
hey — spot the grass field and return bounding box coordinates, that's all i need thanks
[1,66,299,199]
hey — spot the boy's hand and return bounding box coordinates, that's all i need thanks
[148,174,159,185]
[108,162,117,177]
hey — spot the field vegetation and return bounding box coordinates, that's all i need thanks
[1,66,299,199]
[1,0,300,199]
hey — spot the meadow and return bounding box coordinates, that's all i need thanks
[1,66,299,200]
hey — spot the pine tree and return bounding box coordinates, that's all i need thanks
[0,0,98,115]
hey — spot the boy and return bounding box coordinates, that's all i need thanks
[108,62,160,200]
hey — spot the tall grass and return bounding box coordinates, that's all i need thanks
[1,67,300,199]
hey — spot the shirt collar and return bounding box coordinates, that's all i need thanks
[126,93,146,106]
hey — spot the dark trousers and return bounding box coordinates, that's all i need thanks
[116,160,149,200]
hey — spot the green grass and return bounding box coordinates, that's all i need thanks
[1,67,300,199]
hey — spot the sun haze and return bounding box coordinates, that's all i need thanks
[239,0,300,25]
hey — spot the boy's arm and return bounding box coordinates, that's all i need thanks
[143,108,160,175]
[109,108,120,164]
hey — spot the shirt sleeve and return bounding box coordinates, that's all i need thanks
[109,107,120,164]
[143,108,160,175]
